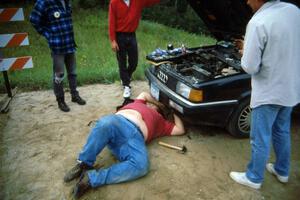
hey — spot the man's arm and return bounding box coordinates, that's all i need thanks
[241,23,266,75]
[29,0,49,38]
[170,114,185,136]
[136,91,161,105]
[108,1,119,52]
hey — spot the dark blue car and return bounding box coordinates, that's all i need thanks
[145,0,300,138]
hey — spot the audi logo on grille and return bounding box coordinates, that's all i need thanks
[157,70,168,83]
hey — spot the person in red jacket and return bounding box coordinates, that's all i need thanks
[109,0,160,98]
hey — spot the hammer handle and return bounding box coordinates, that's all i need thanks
[158,141,182,151]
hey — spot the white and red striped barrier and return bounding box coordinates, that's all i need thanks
[0,7,34,100]
[0,7,33,72]
[0,56,33,72]
[0,8,24,22]
[0,33,29,48]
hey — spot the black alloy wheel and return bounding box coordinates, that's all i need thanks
[227,99,251,138]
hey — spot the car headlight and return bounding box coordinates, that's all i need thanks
[176,82,203,102]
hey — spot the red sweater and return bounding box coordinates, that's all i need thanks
[109,0,160,41]
[120,99,174,143]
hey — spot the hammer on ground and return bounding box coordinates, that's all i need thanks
[158,141,187,154]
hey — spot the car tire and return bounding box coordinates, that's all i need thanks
[227,99,251,138]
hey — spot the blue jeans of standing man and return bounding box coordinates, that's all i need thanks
[78,114,149,188]
[246,105,292,183]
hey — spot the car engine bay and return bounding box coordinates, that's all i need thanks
[147,42,244,85]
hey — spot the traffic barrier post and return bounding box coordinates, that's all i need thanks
[0,7,33,112]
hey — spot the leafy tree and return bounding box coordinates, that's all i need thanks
[175,0,188,13]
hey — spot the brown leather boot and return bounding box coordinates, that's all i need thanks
[57,98,70,112]
[64,162,93,183]
[73,172,91,199]
[71,94,86,105]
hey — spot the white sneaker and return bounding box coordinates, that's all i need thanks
[229,172,262,189]
[266,163,289,183]
[123,86,131,98]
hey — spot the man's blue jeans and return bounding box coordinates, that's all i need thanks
[246,105,292,183]
[78,114,149,188]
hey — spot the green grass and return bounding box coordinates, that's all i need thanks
[0,6,215,92]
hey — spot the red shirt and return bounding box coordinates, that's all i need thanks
[120,99,174,143]
[109,0,160,41]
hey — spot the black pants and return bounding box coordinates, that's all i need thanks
[51,53,78,100]
[116,32,138,87]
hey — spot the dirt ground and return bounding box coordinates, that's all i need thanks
[0,81,299,200]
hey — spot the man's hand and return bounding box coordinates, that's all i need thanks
[234,38,244,55]
[111,40,119,52]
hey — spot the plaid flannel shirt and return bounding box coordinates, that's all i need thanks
[30,0,76,54]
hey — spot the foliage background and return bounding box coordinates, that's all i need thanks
[1,0,209,35]
[0,0,214,92]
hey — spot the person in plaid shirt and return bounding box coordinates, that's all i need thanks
[30,0,86,112]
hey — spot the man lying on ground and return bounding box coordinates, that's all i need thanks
[64,92,185,199]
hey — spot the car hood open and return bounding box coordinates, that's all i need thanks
[186,0,300,41]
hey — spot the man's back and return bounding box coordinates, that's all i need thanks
[242,1,300,108]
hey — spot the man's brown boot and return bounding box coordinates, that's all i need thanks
[71,94,86,105]
[73,172,91,199]
[64,162,92,183]
[57,98,70,112]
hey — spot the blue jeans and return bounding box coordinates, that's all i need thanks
[78,114,149,188]
[246,105,292,183]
